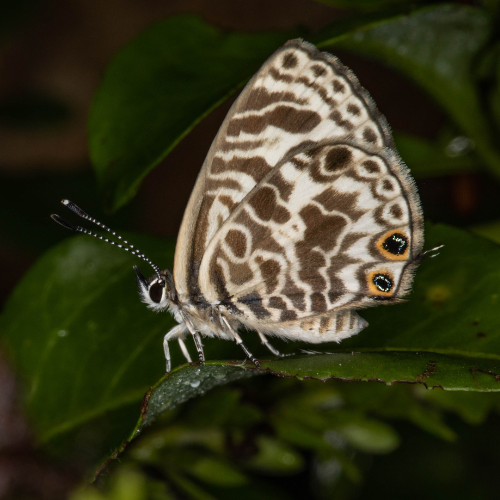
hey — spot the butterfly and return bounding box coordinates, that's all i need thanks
[52,39,433,373]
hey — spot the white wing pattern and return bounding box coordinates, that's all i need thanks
[173,39,423,345]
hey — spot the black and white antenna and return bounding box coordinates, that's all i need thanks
[51,199,163,282]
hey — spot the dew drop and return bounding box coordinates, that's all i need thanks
[445,136,473,157]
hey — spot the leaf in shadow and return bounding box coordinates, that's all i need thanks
[320,5,500,176]
[89,16,300,211]
[0,234,177,453]
[393,131,480,179]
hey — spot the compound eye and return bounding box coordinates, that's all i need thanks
[149,282,163,303]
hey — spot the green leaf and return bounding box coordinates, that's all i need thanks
[89,16,298,211]
[393,131,480,179]
[131,350,500,443]
[265,352,500,392]
[329,417,400,454]
[321,5,500,176]
[246,436,304,474]
[0,234,177,456]
[471,220,500,244]
[187,457,248,487]
[138,364,261,431]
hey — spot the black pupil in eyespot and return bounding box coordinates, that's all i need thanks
[149,283,163,303]
[373,274,393,293]
[383,233,408,255]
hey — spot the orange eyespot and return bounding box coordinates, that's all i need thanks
[376,229,409,260]
[367,269,395,296]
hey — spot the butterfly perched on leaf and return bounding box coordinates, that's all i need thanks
[53,39,435,372]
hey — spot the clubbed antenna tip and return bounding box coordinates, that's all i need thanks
[51,214,79,231]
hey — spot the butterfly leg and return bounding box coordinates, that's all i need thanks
[233,331,260,368]
[221,316,260,368]
[257,332,289,357]
[183,318,205,365]
[164,324,185,373]
[178,338,192,363]
[191,331,205,365]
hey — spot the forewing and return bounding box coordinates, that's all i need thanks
[173,39,396,301]
[198,142,423,327]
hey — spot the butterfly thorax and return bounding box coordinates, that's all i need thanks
[180,300,237,340]
[136,266,237,340]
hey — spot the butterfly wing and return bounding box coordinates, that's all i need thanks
[174,39,423,342]
[174,39,393,299]
[198,140,422,339]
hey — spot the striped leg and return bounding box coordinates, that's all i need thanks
[221,317,260,368]
[191,332,205,365]
[183,318,205,365]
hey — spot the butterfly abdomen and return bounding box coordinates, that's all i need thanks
[250,308,368,344]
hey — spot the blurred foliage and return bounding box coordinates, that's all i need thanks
[68,379,500,499]
[3,1,500,499]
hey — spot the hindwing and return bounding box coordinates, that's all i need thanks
[198,142,422,325]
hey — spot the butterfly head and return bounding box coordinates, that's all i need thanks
[134,266,177,312]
